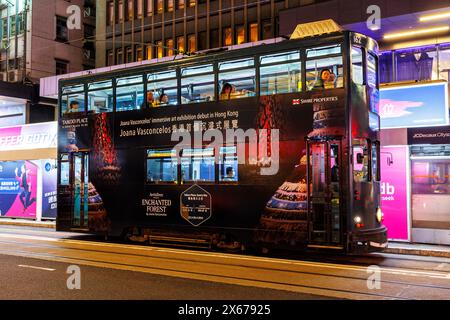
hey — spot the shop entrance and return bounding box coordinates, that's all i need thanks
[307,139,343,247]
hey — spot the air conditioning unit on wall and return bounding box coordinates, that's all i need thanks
[7,69,24,82]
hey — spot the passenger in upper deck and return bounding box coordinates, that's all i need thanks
[220,82,253,100]
[314,68,336,90]
[141,91,155,108]
[158,93,169,106]
[66,101,80,114]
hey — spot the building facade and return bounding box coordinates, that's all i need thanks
[0,0,96,84]
[96,0,328,67]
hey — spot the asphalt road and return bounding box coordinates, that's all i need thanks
[0,225,449,300]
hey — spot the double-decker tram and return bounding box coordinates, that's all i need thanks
[57,21,387,254]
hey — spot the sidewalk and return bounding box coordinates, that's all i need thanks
[385,241,450,258]
[0,218,55,229]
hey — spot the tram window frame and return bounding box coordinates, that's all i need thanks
[180,64,215,104]
[61,84,86,116]
[259,50,302,95]
[181,148,215,183]
[115,75,145,111]
[371,140,381,182]
[60,153,70,185]
[219,146,239,183]
[87,80,114,113]
[146,70,178,107]
[353,138,370,183]
[146,149,178,184]
[218,57,256,100]
[305,52,344,91]
[351,46,364,85]
[306,44,341,59]
[367,52,378,88]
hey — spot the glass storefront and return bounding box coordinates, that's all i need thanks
[410,145,450,231]
[380,43,450,84]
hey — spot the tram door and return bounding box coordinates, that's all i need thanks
[307,140,342,246]
[72,153,89,228]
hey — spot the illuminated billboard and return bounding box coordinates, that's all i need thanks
[379,82,449,129]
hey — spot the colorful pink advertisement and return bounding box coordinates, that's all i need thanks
[380,146,409,241]
[0,160,38,219]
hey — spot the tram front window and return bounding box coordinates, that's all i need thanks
[353,139,370,183]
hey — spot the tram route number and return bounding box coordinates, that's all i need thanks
[178,304,271,318]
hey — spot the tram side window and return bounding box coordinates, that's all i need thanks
[219,146,238,182]
[372,141,380,182]
[367,53,378,88]
[61,84,85,115]
[181,148,215,183]
[87,80,113,113]
[181,64,215,104]
[60,154,70,185]
[353,139,370,183]
[219,58,256,100]
[116,75,144,111]
[146,149,178,184]
[260,50,301,95]
[352,46,364,85]
[306,56,344,90]
[146,70,178,107]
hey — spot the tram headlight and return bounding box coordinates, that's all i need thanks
[376,207,384,223]
[354,216,362,224]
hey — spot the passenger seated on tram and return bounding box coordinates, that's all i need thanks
[141,91,156,108]
[220,82,253,100]
[222,166,236,181]
[158,93,169,106]
[66,100,80,114]
[313,68,336,90]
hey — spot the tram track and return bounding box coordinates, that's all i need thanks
[0,233,449,300]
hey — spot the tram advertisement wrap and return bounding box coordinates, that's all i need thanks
[381,146,409,241]
[58,90,348,241]
[0,160,38,219]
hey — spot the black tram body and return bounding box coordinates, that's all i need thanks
[57,30,387,254]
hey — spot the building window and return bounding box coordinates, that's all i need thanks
[56,16,68,42]
[146,44,153,59]
[127,0,134,20]
[107,50,114,66]
[262,20,271,39]
[210,29,219,49]
[177,36,185,54]
[394,47,438,82]
[166,39,174,56]
[166,0,174,12]
[223,27,232,46]
[126,47,133,63]
[118,0,124,22]
[108,1,114,25]
[188,34,196,53]
[136,47,144,61]
[198,31,207,51]
[156,0,163,13]
[156,40,163,58]
[147,149,178,184]
[188,0,196,7]
[249,23,258,42]
[55,59,68,75]
[178,0,185,9]
[137,0,144,18]
[236,25,245,45]
[116,48,124,65]
[147,0,153,16]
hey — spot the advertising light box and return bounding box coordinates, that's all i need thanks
[379,82,449,129]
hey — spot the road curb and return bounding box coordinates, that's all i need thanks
[384,247,450,258]
[0,220,55,229]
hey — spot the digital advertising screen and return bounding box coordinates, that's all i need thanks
[379,82,449,129]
